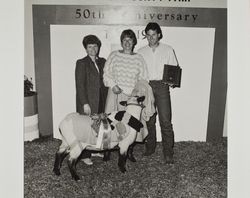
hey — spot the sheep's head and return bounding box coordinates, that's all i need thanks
[120,96,145,107]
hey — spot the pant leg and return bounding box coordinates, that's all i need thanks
[149,81,174,158]
[98,88,105,113]
[145,112,157,153]
[156,82,174,158]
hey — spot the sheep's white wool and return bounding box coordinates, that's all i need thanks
[59,109,143,154]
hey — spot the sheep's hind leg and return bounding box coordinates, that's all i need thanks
[67,146,82,181]
[53,146,68,176]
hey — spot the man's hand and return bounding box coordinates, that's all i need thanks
[83,104,91,115]
[168,83,175,88]
[112,85,122,94]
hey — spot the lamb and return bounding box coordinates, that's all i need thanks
[53,95,146,181]
[53,80,155,181]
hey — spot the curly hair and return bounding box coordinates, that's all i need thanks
[82,35,102,49]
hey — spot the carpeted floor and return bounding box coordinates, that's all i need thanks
[24,137,227,198]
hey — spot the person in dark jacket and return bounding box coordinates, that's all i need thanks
[75,34,108,165]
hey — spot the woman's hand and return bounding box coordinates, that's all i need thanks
[83,104,91,115]
[112,85,122,94]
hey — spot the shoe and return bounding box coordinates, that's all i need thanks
[81,158,93,165]
[92,153,104,158]
[143,151,155,156]
[165,156,174,164]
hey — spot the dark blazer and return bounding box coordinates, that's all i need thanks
[75,55,108,114]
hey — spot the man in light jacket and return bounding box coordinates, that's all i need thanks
[138,22,178,164]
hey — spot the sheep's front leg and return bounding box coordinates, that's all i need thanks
[103,151,111,161]
[118,151,127,173]
[117,129,137,173]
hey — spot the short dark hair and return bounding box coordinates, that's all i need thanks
[82,35,101,49]
[120,29,137,46]
[145,22,163,40]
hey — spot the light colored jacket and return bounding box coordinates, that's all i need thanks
[132,80,156,141]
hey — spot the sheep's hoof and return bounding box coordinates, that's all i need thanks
[128,154,136,162]
[53,168,61,176]
[118,153,127,173]
[72,175,81,181]
[103,156,110,162]
[119,166,127,173]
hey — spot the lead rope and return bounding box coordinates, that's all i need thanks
[116,94,119,111]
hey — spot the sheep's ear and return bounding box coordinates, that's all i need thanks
[137,96,145,103]
[120,101,127,106]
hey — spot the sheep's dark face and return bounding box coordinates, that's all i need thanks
[137,96,145,103]
[120,96,145,107]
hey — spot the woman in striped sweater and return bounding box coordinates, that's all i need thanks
[104,29,149,113]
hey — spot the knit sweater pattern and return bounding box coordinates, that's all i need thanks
[103,51,148,95]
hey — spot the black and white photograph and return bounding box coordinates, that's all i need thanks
[1,0,250,197]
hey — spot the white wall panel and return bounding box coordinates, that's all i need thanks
[51,25,214,141]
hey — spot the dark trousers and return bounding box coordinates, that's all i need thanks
[98,88,106,114]
[146,81,174,158]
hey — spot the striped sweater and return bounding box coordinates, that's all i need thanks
[103,50,149,95]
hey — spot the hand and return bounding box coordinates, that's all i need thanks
[83,104,91,115]
[112,85,122,94]
[168,83,175,88]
